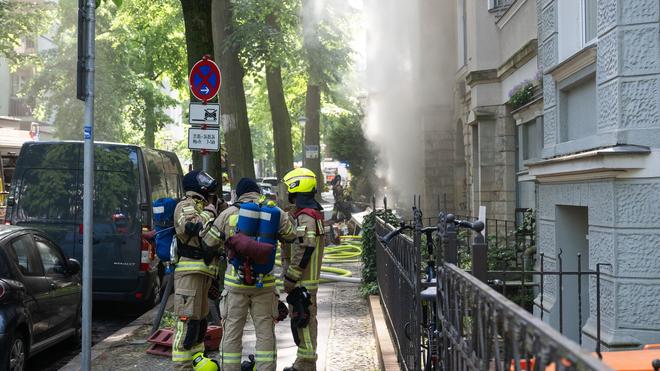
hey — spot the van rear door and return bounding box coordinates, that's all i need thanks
[82,144,142,294]
[10,142,81,260]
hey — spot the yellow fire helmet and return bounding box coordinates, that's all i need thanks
[192,352,219,371]
[283,167,317,194]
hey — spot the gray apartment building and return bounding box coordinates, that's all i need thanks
[529,0,660,348]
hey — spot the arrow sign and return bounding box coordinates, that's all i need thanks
[189,56,222,102]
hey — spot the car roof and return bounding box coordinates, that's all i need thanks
[0,225,38,239]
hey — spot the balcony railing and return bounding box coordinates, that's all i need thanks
[9,97,33,117]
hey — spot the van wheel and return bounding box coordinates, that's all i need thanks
[7,332,27,371]
[143,275,161,311]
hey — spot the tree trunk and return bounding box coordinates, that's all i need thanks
[144,88,155,148]
[302,0,324,196]
[304,84,323,195]
[180,0,221,181]
[212,0,255,187]
[266,64,294,180]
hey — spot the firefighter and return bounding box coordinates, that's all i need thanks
[202,178,296,371]
[281,168,325,371]
[171,170,219,370]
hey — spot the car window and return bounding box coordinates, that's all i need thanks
[0,249,10,278]
[8,234,42,276]
[35,237,66,276]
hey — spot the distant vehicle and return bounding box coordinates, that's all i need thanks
[258,182,277,201]
[6,141,184,306]
[261,177,278,187]
[0,225,82,371]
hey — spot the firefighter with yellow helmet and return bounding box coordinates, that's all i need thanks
[171,170,220,370]
[202,178,296,371]
[281,168,325,371]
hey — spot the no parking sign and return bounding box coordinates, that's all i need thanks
[189,55,221,102]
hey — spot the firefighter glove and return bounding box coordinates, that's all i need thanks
[276,300,289,322]
[286,286,312,328]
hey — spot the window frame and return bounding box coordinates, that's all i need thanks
[8,233,43,277]
[582,0,597,46]
[33,235,68,277]
[557,64,597,143]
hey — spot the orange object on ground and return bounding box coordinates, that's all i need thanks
[599,347,660,371]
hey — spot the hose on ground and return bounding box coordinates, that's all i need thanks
[274,235,363,285]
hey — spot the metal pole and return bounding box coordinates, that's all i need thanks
[202,152,209,171]
[81,0,95,369]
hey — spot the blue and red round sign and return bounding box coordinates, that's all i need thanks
[189,56,222,102]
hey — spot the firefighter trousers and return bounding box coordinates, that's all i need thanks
[220,288,279,371]
[291,293,318,371]
[172,272,213,370]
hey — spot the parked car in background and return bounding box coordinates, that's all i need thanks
[261,177,278,187]
[258,182,277,201]
[6,141,183,307]
[0,225,82,371]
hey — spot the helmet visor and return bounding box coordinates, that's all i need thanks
[196,171,218,194]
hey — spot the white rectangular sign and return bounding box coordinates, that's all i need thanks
[188,128,220,151]
[189,102,220,126]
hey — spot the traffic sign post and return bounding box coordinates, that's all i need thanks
[188,55,222,172]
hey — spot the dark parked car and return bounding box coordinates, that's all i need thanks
[6,142,183,306]
[0,225,81,371]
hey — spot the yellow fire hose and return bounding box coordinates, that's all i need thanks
[275,235,363,286]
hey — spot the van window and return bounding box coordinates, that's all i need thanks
[15,169,79,222]
[162,152,182,199]
[94,147,140,234]
[14,145,140,227]
[143,149,168,200]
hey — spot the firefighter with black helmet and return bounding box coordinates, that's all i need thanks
[171,170,219,370]
[281,167,325,371]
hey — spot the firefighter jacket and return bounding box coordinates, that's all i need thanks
[283,210,325,293]
[173,191,218,278]
[202,192,297,291]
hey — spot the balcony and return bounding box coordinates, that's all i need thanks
[9,97,33,118]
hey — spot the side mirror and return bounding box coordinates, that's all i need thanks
[67,258,81,275]
[6,196,14,207]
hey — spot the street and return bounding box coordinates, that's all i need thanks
[26,303,149,371]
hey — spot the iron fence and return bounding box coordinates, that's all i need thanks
[436,262,610,371]
[373,200,611,371]
[375,215,422,371]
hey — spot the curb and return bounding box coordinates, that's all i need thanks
[59,299,172,371]
[368,295,399,371]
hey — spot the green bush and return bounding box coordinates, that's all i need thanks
[360,208,398,296]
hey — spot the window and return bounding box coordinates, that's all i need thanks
[143,149,168,200]
[560,75,597,142]
[583,0,597,44]
[522,117,544,161]
[35,237,66,276]
[9,235,41,276]
[457,0,467,67]
[558,0,598,61]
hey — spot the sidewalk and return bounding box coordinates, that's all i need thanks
[60,262,378,371]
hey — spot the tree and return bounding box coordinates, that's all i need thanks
[0,0,52,63]
[325,111,375,198]
[112,0,186,148]
[211,0,255,185]
[301,0,352,194]
[30,0,185,147]
[231,0,300,179]
[180,0,222,181]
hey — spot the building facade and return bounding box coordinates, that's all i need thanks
[530,0,660,348]
[411,0,660,349]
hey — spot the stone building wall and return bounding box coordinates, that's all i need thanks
[533,0,660,348]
